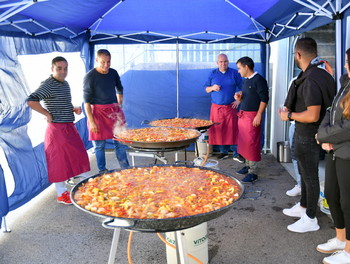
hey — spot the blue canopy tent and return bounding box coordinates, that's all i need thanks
[1,0,350,227]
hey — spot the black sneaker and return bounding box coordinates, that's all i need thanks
[242,173,258,183]
[236,166,249,175]
[232,154,245,163]
[217,153,230,160]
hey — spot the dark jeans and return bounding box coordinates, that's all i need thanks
[294,134,321,219]
[325,154,350,240]
[219,145,238,155]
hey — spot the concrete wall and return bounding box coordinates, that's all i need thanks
[305,22,336,74]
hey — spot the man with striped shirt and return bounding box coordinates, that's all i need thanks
[27,56,90,205]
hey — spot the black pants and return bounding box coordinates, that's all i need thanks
[325,154,350,240]
[294,134,321,219]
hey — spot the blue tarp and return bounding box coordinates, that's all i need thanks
[0,0,344,43]
[0,0,348,221]
[122,64,264,128]
[0,34,88,220]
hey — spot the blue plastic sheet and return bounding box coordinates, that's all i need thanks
[0,35,88,218]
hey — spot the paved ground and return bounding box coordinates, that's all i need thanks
[0,150,334,264]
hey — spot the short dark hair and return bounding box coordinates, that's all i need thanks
[51,56,67,67]
[97,49,111,57]
[236,56,254,70]
[295,37,317,57]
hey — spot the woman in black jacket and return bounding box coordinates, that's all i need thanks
[316,48,350,264]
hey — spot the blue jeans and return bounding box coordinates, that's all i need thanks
[294,134,321,218]
[289,122,301,185]
[219,145,238,155]
[92,140,130,171]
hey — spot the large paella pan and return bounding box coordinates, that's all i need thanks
[147,117,215,131]
[114,126,201,149]
[71,164,244,232]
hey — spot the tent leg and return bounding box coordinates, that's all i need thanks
[1,217,11,233]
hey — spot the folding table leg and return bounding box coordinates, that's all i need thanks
[108,228,121,264]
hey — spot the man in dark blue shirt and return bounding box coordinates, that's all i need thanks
[235,56,269,183]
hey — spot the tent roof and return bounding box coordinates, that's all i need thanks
[1,0,349,44]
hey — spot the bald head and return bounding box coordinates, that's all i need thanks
[217,53,229,72]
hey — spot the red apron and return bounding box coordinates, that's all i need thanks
[44,123,90,183]
[237,110,261,162]
[88,103,126,141]
[209,103,238,145]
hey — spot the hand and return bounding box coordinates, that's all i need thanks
[253,113,262,127]
[73,106,82,115]
[45,113,53,123]
[321,143,333,151]
[234,92,242,101]
[89,120,98,134]
[278,107,289,121]
[231,100,240,109]
[211,84,221,92]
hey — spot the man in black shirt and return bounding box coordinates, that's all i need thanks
[279,38,336,233]
[234,56,269,183]
[84,49,130,172]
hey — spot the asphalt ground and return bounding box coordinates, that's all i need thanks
[0,150,334,264]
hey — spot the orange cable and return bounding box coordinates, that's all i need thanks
[127,231,133,264]
[200,140,210,167]
[156,233,204,264]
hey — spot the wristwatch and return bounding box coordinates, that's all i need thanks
[287,112,293,121]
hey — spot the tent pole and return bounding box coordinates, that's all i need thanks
[264,42,270,154]
[335,0,342,89]
[176,40,180,117]
[1,216,11,233]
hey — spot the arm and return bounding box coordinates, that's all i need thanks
[206,85,221,93]
[27,101,53,123]
[253,102,267,127]
[281,77,324,123]
[232,72,243,108]
[253,76,268,126]
[83,72,98,133]
[317,117,350,144]
[84,102,98,134]
[117,94,123,105]
[279,105,321,123]
[204,71,220,93]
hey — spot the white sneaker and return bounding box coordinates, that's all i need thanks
[323,250,350,264]
[286,185,301,197]
[317,238,346,254]
[287,213,320,233]
[283,202,306,218]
